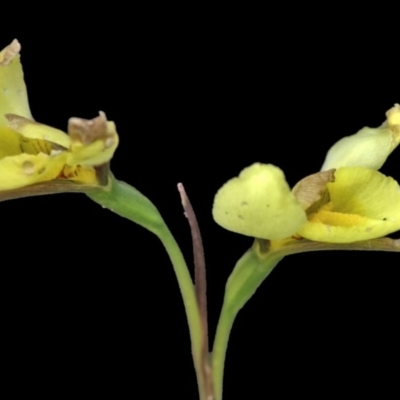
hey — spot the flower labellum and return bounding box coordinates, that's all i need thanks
[298,167,400,243]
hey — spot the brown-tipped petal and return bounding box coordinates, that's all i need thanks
[67,112,119,167]
[68,111,113,145]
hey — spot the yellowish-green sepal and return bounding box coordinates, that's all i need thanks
[212,163,307,240]
[321,127,394,171]
[0,40,32,126]
[321,105,400,171]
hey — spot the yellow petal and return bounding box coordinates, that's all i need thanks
[298,167,400,243]
[0,125,53,158]
[0,126,21,159]
[0,152,67,190]
[212,163,307,240]
[6,114,70,149]
[0,40,32,126]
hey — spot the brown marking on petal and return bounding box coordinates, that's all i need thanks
[291,234,303,240]
[22,160,35,175]
[6,113,38,128]
[0,39,21,66]
[292,169,336,210]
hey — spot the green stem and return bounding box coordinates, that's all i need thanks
[86,177,207,400]
[211,243,284,400]
[211,302,235,400]
[157,225,208,400]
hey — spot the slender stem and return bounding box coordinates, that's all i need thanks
[211,303,235,400]
[212,235,400,400]
[86,177,207,399]
[157,225,208,400]
[211,244,283,400]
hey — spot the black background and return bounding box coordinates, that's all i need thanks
[2,13,400,399]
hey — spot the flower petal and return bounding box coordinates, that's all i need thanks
[6,114,70,149]
[212,163,307,240]
[0,152,67,190]
[0,40,32,126]
[298,167,400,243]
[0,125,54,157]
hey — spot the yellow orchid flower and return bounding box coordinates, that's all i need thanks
[296,105,400,243]
[0,39,119,194]
[213,106,400,244]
